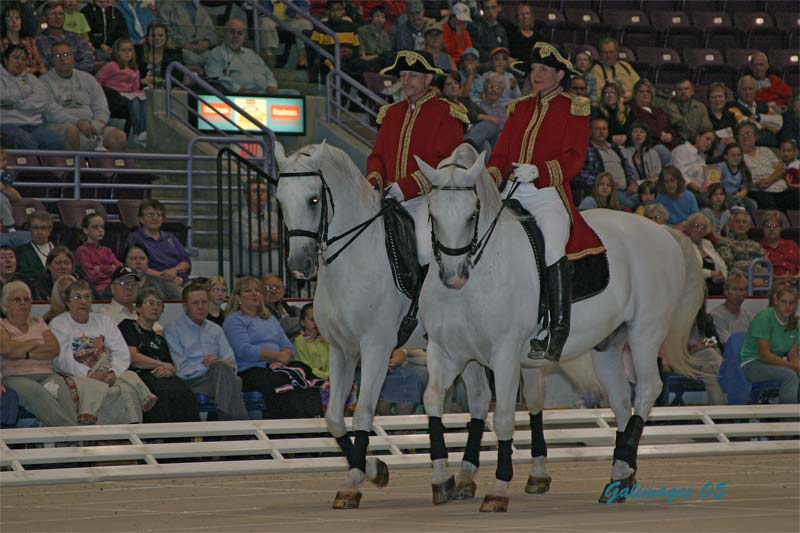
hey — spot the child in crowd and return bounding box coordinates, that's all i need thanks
[470,47,520,105]
[634,180,657,216]
[654,165,699,227]
[779,139,799,194]
[206,275,228,326]
[74,213,121,298]
[579,172,623,211]
[573,51,597,103]
[701,183,730,240]
[64,0,91,41]
[719,143,758,216]
[95,38,147,146]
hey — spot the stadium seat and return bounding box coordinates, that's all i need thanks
[10,198,47,230]
[564,8,612,45]
[691,11,738,50]
[6,153,42,199]
[734,11,782,50]
[618,46,636,63]
[724,48,759,72]
[88,157,157,204]
[768,49,800,72]
[717,332,780,405]
[773,10,799,48]
[56,199,107,228]
[532,6,572,43]
[636,46,690,84]
[683,48,736,87]
[786,210,800,228]
[38,154,89,199]
[117,199,142,229]
[602,9,657,48]
[650,11,702,49]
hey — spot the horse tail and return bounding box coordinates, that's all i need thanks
[558,352,605,402]
[660,228,706,378]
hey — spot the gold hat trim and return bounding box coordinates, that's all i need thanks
[380,50,446,77]
[532,42,580,75]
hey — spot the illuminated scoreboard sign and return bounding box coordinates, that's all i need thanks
[195,94,305,135]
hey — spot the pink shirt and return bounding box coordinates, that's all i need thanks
[75,242,122,292]
[95,61,142,93]
[0,317,56,376]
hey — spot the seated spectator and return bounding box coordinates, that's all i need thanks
[64,0,91,41]
[718,143,758,216]
[671,129,716,207]
[309,1,363,82]
[136,22,183,88]
[738,121,796,211]
[422,21,454,73]
[158,0,216,68]
[748,51,792,108]
[701,183,730,239]
[707,82,738,158]
[739,282,798,404]
[0,281,77,426]
[125,199,191,285]
[710,270,753,345]
[231,180,280,278]
[572,51,596,104]
[95,37,147,146]
[576,116,637,206]
[358,5,392,71]
[468,0,508,65]
[223,276,323,419]
[119,288,200,423]
[442,72,481,125]
[628,79,675,164]
[0,45,73,150]
[779,138,799,195]
[294,303,329,380]
[680,303,727,405]
[14,210,56,288]
[686,212,727,295]
[0,382,18,428]
[122,244,182,300]
[42,42,128,152]
[779,92,799,144]
[261,273,300,339]
[257,0,311,69]
[654,165,699,227]
[729,75,782,147]
[568,75,588,98]
[470,47,519,105]
[665,79,713,145]
[74,213,122,297]
[117,0,155,45]
[457,47,480,96]
[578,172,623,212]
[51,279,153,424]
[164,283,248,421]
[716,207,769,277]
[633,181,657,216]
[205,275,227,326]
[42,274,75,324]
[206,18,284,95]
[392,0,427,53]
[464,72,506,154]
[442,2,473,67]
[759,210,800,283]
[0,246,18,291]
[377,347,425,416]
[82,0,130,63]
[0,2,46,75]
[97,266,160,331]
[590,37,639,103]
[593,81,628,146]
[623,121,662,183]
[36,1,94,72]
[644,203,669,225]
[0,146,31,249]
[506,3,537,65]
[31,246,84,301]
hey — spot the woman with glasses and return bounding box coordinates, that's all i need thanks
[0,2,46,75]
[119,288,200,423]
[593,81,628,147]
[628,79,675,165]
[206,275,228,326]
[685,213,727,296]
[125,199,192,286]
[260,273,301,339]
[759,210,799,284]
[0,281,77,426]
[738,121,795,211]
[122,244,182,300]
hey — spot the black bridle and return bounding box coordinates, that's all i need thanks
[279,169,392,267]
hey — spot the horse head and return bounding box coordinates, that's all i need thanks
[416,143,486,290]
[274,141,329,279]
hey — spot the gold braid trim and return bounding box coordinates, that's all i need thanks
[380,50,446,76]
[563,92,590,116]
[367,171,384,190]
[376,102,399,125]
[505,93,536,115]
[411,170,432,195]
[447,100,470,124]
[567,245,606,261]
[488,166,503,185]
[546,160,563,188]
[532,41,580,75]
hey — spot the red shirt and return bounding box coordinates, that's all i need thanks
[487,87,604,260]
[442,21,473,65]
[760,238,800,277]
[367,91,467,199]
[755,74,793,107]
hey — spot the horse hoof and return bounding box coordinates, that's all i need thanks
[432,475,456,505]
[479,494,509,512]
[370,458,390,487]
[453,480,477,500]
[598,474,636,504]
[332,490,362,509]
[524,475,552,494]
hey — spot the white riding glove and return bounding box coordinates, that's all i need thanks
[511,163,539,185]
[386,182,405,202]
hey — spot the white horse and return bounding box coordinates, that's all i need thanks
[416,144,704,512]
[273,142,493,508]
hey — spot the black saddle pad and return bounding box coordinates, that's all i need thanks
[504,199,610,304]
[383,198,423,300]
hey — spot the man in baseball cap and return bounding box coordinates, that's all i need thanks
[96,266,148,327]
[443,2,474,64]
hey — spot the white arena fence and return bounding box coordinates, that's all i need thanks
[1,406,798,487]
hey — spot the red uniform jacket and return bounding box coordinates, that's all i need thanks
[367,91,468,200]
[487,87,604,260]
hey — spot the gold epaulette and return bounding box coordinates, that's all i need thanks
[376,101,401,125]
[505,93,536,115]
[563,92,590,117]
[446,99,470,124]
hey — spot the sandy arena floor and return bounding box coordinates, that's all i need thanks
[1,453,798,533]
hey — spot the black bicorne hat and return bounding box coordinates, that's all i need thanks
[512,41,581,77]
[380,50,446,77]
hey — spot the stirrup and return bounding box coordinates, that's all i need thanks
[527,338,559,363]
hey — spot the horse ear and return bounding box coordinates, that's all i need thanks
[414,155,440,186]
[307,141,326,168]
[273,141,287,168]
[464,151,486,186]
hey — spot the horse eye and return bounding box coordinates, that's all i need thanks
[469,212,478,222]
[309,196,320,206]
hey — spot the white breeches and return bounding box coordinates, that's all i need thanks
[502,184,569,266]
[401,195,432,266]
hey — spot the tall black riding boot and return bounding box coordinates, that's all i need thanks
[528,256,572,362]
